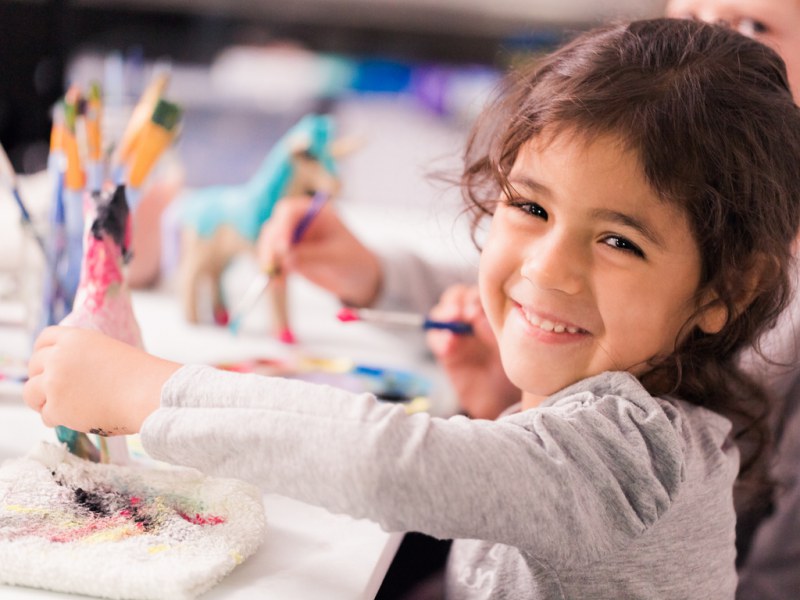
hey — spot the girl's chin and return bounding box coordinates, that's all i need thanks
[509,372,573,404]
[519,391,551,409]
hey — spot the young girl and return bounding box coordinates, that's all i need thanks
[24,18,800,598]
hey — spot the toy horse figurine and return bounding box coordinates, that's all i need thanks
[57,185,142,464]
[178,114,341,337]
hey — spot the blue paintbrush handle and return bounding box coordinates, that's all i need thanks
[12,189,47,255]
[422,319,474,335]
[12,189,32,222]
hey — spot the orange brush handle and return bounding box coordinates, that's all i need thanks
[50,122,65,155]
[117,74,168,165]
[63,129,85,191]
[86,83,103,161]
[127,99,181,188]
[86,108,102,161]
[127,123,174,188]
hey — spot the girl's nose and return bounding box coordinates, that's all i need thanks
[520,232,584,295]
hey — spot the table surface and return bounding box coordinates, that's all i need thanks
[0,272,457,599]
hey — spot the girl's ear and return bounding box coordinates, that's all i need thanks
[696,253,771,335]
[696,297,728,335]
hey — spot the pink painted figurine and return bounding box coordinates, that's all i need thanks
[57,185,142,463]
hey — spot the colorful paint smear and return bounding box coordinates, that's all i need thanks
[0,472,225,546]
[214,354,432,406]
[0,442,266,599]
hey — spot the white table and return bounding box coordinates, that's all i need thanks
[0,273,457,599]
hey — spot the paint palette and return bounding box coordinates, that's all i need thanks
[215,355,432,412]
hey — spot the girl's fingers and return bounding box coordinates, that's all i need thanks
[426,328,458,357]
[39,403,59,429]
[27,346,46,378]
[259,197,324,271]
[32,325,63,351]
[25,344,56,413]
[463,287,483,313]
[22,375,46,413]
[430,284,470,321]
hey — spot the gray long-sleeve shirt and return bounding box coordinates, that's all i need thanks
[374,247,799,599]
[141,367,738,599]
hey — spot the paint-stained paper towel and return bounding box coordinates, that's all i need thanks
[0,441,266,599]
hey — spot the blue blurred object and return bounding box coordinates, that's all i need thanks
[350,58,413,93]
[351,363,431,401]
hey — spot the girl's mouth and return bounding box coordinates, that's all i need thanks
[518,305,587,335]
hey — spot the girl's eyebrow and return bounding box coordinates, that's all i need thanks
[510,175,666,248]
[508,176,551,197]
[590,208,665,249]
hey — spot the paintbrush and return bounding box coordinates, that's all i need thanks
[124,98,182,213]
[62,87,86,192]
[84,81,104,192]
[114,70,170,169]
[337,307,474,335]
[227,265,280,335]
[126,98,182,189]
[228,190,331,334]
[0,142,48,256]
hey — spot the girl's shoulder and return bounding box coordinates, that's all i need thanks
[496,371,739,536]
[502,370,733,452]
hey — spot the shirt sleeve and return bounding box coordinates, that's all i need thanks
[141,366,696,564]
[371,246,477,313]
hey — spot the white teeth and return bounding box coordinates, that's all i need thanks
[522,309,579,334]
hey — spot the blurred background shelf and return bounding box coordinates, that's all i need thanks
[0,0,665,173]
[68,0,666,40]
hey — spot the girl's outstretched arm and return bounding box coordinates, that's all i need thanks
[141,365,703,562]
[24,326,180,435]
[426,284,520,419]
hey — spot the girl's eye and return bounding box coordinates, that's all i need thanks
[603,235,645,258]
[737,18,769,37]
[508,200,548,220]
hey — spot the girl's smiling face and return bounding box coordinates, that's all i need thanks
[479,132,723,408]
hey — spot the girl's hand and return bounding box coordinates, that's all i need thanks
[24,326,180,435]
[426,285,521,419]
[257,196,383,307]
